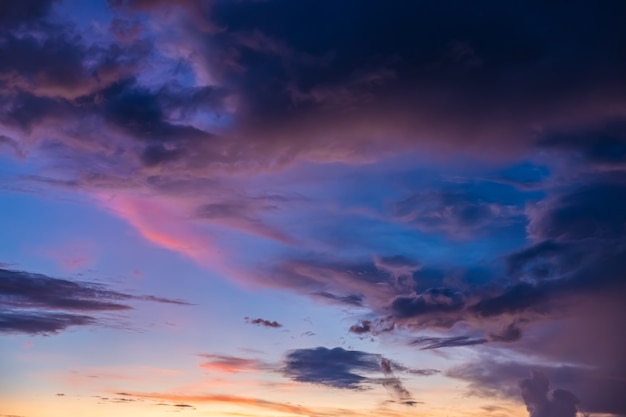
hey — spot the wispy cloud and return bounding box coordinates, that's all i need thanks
[0,266,190,334]
[198,354,270,374]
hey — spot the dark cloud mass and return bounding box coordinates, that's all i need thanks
[282,347,380,390]
[0,267,189,334]
[0,0,57,28]
[2,0,626,174]
[281,346,432,399]
[520,372,578,417]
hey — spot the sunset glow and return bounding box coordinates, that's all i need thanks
[2,1,626,417]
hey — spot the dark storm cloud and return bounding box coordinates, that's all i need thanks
[0,4,225,173]
[527,182,626,242]
[101,79,221,144]
[244,317,282,328]
[2,0,626,179]
[520,372,578,417]
[470,282,550,318]
[0,23,146,104]
[538,122,626,169]
[106,0,626,162]
[0,267,190,334]
[506,241,581,283]
[448,361,626,416]
[0,0,57,28]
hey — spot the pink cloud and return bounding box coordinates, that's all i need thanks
[94,192,257,288]
[99,193,223,265]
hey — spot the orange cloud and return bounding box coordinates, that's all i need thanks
[116,392,316,416]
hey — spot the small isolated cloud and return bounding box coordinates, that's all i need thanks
[282,347,380,390]
[244,317,282,328]
[348,320,372,335]
[281,346,437,403]
[0,266,190,334]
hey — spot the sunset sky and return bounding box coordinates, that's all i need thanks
[1,1,626,416]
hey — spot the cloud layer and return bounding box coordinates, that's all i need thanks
[0,267,189,334]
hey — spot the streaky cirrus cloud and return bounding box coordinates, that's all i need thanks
[0,266,190,334]
[198,354,270,374]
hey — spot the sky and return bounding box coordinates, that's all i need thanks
[1,1,626,416]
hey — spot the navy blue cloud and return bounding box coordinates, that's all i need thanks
[0,267,190,334]
[282,347,380,390]
[282,346,436,396]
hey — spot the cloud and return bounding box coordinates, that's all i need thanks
[0,310,94,334]
[268,258,398,310]
[114,391,317,416]
[448,360,626,416]
[0,0,57,28]
[281,346,434,401]
[379,358,415,405]
[198,354,269,373]
[538,122,626,171]
[282,347,380,390]
[348,320,372,335]
[104,0,626,166]
[244,317,282,328]
[390,287,465,319]
[488,323,523,343]
[312,291,364,307]
[519,371,578,417]
[0,266,190,334]
[392,190,521,239]
[410,335,487,350]
[2,2,626,414]
[527,183,626,242]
